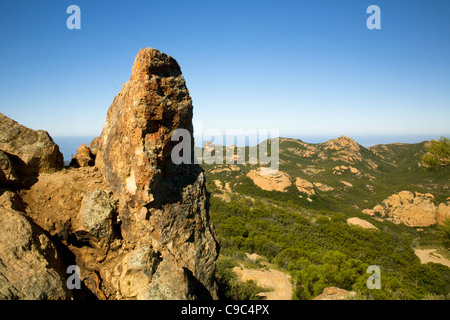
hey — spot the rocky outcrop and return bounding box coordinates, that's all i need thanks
[313,287,357,300]
[323,136,362,163]
[332,165,361,176]
[70,143,95,168]
[340,181,353,188]
[88,137,101,157]
[0,150,19,184]
[75,190,119,242]
[436,202,450,225]
[0,113,63,176]
[362,191,450,227]
[0,48,219,300]
[347,217,378,230]
[313,182,334,192]
[94,48,219,299]
[113,244,161,299]
[0,191,71,300]
[295,177,315,196]
[246,168,291,192]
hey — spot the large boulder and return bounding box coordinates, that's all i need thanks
[246,168,292,192]
[295,177,315,196]
[362,191,450,227]
[0,191,71,300]
[437,201,450,225]
[70,143,95,168]
[0,113,64,176]
[95,48,219,299]
[75,190,118,242]
[113,244,161,299]
[0,150,19,184]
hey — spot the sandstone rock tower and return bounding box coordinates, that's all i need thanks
[94,48,219,299]
[0,48,219,300]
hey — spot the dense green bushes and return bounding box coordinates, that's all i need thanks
[421,137,450,169]
[209,196,450,300]
[291,251,368,299]
[439,219,450,249]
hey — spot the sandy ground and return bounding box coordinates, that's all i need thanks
[347,217,378,230]
[414,248,450,268]
[233,264,293,300]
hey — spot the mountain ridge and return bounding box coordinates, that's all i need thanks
[200,135,449,226]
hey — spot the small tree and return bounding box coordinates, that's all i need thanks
[421,136,450,169]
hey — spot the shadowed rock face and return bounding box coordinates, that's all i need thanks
[95,48,219,299]
[0,113,64,176]
[0,150,19,184]
[0,191,71,300]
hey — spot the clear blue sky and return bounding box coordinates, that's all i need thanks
[1,0,449,142]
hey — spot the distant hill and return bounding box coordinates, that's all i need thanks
[200,136,449,215]
[201,135,450,300]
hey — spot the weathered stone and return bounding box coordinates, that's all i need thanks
[95,48,219,299]
[0,190,26,212]
[362,190,450,227]
[88,137,101,156]
[0,191,71,300]
[0,150,19,184]
[70,143,95,168]
[332,165,361,176]
[246,168,291,192]
[114,245,161,299]
[437,202,450,225]
[399,191,414,203]
[295,177,315,195]
[0,113,64,178]
[373,204,385,215]
[75,190,118,241]
[323,136,362,163]
[313,287,357,300]
[313,182,334,192]
[0,113,64,175]
[340,180,353,187]
[362,208,375,216]
[347,217,378,230]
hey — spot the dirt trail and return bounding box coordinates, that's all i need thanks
[414,248,450,268]
[233,265,293,300]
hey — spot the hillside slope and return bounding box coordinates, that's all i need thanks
[201,136,450,300]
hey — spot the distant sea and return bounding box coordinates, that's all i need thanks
[53,134,448,162]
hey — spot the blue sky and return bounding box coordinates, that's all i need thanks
[1,0,449,144]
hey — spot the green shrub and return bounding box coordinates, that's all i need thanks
[421,136,450,169]
[215,256,266,300]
